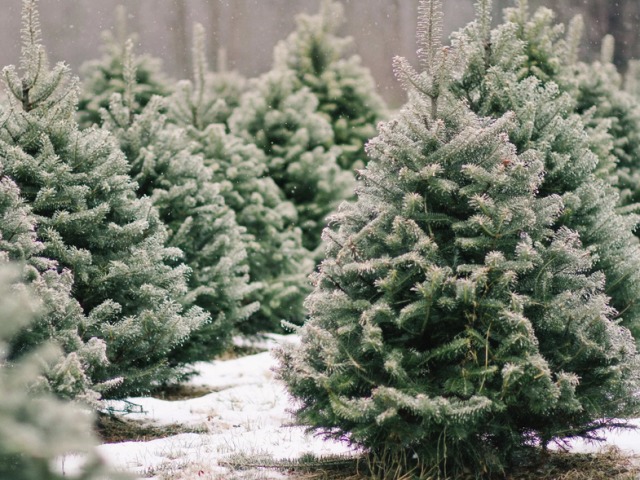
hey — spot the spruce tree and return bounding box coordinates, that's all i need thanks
[229,68,355,251]
[625,59,640,99]
[169,24,247,131]
[99,43,255,361]
[0,265,129,480]
[562,32,640,211]
[481,6,634,193]
[0,0,207,398]
[450,0,640,341]
[168,25,312,333]
[78,5,170,128]
[277,1,640,476]
[0,170,113,404]
[273,0,387,171]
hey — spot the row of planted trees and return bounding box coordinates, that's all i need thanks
[0,0,385,477]
[278,0,640,479]
[6,0,640,478]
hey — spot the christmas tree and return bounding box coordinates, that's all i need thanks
[100,43,255,361]
[0,170,114,404]
[273,0,387,171]
[450,0,640,341]
[229,68,355,251]
[168,24,246,131]
[0,0,207,398]
[187,124,312,333]
[562,31,640,211]
[168,25,312,333]
[78,5,170,128]
[625,59,640,99]
[277,1,640,476]
[0,265,128,480]
[479,5,624,189]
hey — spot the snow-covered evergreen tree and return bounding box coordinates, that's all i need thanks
[277,1,640,476]
[625,59,640,98]
[187,124,311,333]
[273,0,387,171]
[0,264,129,480]
[169,24,246,131]
[450,0,640,341]
[481,6,625,190]
[78,5,169,128]
[0,0,207,397]
[0,170,112,404]
[100,43,255,361]
[560,31,640,211]
[229,68,354,251]
[168,25,312,333]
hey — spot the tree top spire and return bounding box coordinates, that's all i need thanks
[565,14,584,65]
[417,0,444,75]
[601,34,615,64]
[20,0,44,87]
[191,22,208,102]
[475,0,493,43]
[319,0,345,33]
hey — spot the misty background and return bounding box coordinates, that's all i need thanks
[0,0,638,106]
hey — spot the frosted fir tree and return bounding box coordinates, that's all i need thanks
[0,0,208,398]
[168,25,312,332]
[0,265,129,480]
[623,59,640,207]
[625,59,640,99]
[450,0,640,342]
[0,170,114,404]
[277,1,640,476]
[273,0,387,171]
[562,32,640,211]
[78,5,170,128]
[169,24,247,131]
[483,5,621,187]
[100,43,255,361]
[186,124,312,333]
[229,68,355,251]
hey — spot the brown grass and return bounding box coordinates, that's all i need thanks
[506,446,640,480]
[271,447,640,480]
[216,342,270,361]
[95,413,207,444]
[150,384,217,401]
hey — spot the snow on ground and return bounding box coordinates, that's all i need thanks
[59,334,640,479]
[60,334,358,479]
[554,419,640,454]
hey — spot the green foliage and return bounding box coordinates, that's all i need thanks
[186,124,312,333]
[229,68,355,251]
[168,23,247,131]
[450,0,640,342]
[78,5,170,128]
[278,1,640,477]
[0,264,128,480]
[493,5,619,183]
[274,0,387,171]
[0,0,207,398]
[101,81,256,362]
[0,170,113,404]
[562,33,640,211]
[168,25,312,332]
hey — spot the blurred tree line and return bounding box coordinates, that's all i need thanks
[0,0,637,107]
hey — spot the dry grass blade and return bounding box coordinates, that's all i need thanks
[95,413,207,444]
[150,384,218,401]
[507,446,640,480]
[287,447,640,480]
